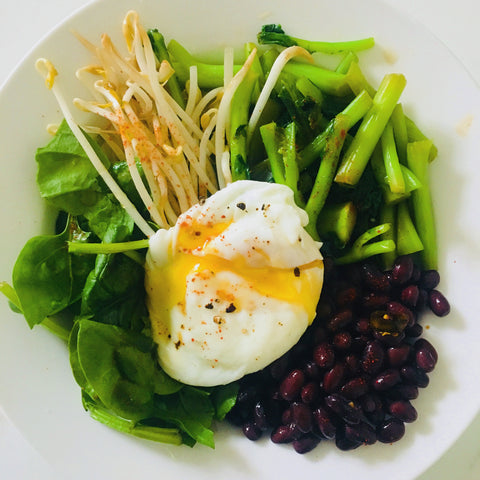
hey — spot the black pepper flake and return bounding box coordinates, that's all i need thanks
[205,303,214,309]
[236,202,246,210]
[294,267,301,277]
[226,303,236,313]
[174,340,182,349]
[195,231,201,236]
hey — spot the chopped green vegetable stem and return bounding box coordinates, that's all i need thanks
[381,121,406,194]
[304,114,349,239]
[335,73,407,186]
[406,140,437,269]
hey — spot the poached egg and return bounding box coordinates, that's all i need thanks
[145,180,323,386]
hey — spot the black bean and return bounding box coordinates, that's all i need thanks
[313,406,337,439]
[335,435,362,451]
[361,340,385,375]
[325,394,362,425]
[429,289,451,317]
[388,399,418,423]
[326,309,353,332]
[388,384,419,401]
[333,331,352,351]
[313,342,335,369]
[377,418,405,443]
[405,323,423,338]
[401,284,420,307]
[414,338,438,372]
[301,382,319,404]
[303,360,321,380]
[291,402,313,433]
[420,270,440,290]
[341,377,369,399]
[390,255,414,285]
[373,369,401,391]
[279,369,305,401]
[345,422,377,445]
[400,364,430,388]
[253,401,269,431]
[271,424,296,444]
[387,343,411,368]
[323,363,346,393]
[361,262,391,292]
[242,421,262,441]
[292,434,321,454]
[335,286,360,307]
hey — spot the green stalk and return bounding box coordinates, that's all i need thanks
[381,121,405,194]
[68,239,150,255]
[406,140,437,269]
[390,103,408,164]
[334,73,407,186]
[335,51,359,74]
[282,122,303,206]
[396,200,424,255]
[304,114,349,239]
[335,223,396,265]
[317,201,357,245]
[84,396,183,445]
[299,89,373,170]
[345,61,376,97]
[168,40,240,89]
[295,77,324,105]
[405,116,438,162]
[260,122,286,184]
[282,62,352,96]
[257,27,374,54]
[379,203,397,270]
[148,30,186,108]
[229,69,258,180]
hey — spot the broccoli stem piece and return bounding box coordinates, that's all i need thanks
[379,203,397,270]
[390,103,408,164]
[396,200,424,255]
[344,61,376,97]
[257,25,375,54]
[371,145,421,204]
[148,30,186,108]
[295,76,324,106]
[381,121,405,194]
[229,69,258,181]
[334,73,407,186]
[317,201,357,246]
[299,89,373,170]
[304,114,349,240]
[405,116,438,162]
[335,51,359,74]
[282,122,303,206]
[335,223,396,265]
[259,122,303,205]
[67,239,149,255]
[260,122,286,185]
[282,62,352,96]
[406,140,437,269]
[168,39,240,89]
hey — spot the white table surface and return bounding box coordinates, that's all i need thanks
[0,0,478,478]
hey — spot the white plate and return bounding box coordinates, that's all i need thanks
[0,0,479,479]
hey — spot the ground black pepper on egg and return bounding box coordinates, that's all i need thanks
[226,254,450,454]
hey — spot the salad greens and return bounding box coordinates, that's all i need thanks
[2,21,440,448]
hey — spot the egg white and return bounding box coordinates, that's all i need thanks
[145,180,324,386]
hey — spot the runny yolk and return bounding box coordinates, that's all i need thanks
[149,217,323,325]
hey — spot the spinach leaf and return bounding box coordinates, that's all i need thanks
[80,253,146,330]
[12,226,72,328]
[73,319,159,421]
[36,120,109,215]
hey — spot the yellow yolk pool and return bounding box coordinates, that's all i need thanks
[145,180,324,386]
